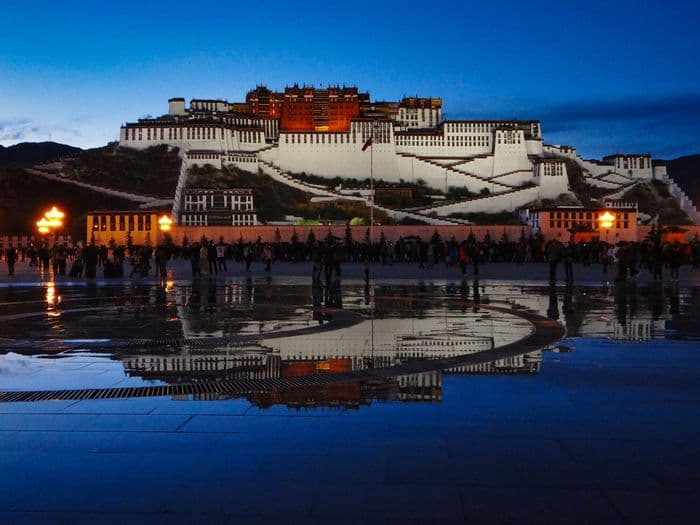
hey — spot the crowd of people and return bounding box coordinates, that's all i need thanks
[1,233,699,283]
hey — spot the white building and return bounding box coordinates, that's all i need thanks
[117,91,695,222]
[181,188,257,226]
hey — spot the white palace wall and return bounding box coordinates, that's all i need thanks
[276,132,399,181]
[492,130,532,175]
[120,125,266,153]
[394,155,493,193]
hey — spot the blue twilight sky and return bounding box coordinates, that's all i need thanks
[1,0,699,159]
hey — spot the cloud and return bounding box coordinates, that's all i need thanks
[0,118,31,136]
[0,117,114,148]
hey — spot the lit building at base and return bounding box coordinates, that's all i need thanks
[87,210,167,246]
[521,201,639,241]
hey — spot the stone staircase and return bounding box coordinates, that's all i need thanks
[662,174,700,224]
[398,153,516,192]
[26,165,167,207]
[408,184,539,216]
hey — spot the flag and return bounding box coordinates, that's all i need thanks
[362,137,373,151]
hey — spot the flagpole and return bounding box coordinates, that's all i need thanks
[370,125,374,246]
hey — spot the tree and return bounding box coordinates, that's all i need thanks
[306,230,316,245]
[344,223,353,247]
[467,229,476,245]
[163,233,173,248]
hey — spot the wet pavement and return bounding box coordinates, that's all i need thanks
[0,274,699,524]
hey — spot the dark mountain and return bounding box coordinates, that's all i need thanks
[0,141,82,167]
[0,166,138,239]
[661,154,700,204]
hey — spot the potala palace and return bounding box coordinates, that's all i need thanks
[118,85,700,225]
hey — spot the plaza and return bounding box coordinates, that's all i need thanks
[0,259,698,524]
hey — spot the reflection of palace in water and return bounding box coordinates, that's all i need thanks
[120,282,542,407]
[507,283,685,341]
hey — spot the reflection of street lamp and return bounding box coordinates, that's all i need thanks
[599,211,615,244]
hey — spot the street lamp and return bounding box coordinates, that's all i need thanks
[158,215,173,232]
[36,206,65,241]
[598,211,615,244]
[158,215,173,245]
[36,218,51,235]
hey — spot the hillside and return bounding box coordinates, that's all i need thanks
[0,141,82,167]
[0,166,139,239]
[620,181,691,224]
[663,154,700,204]
[62,144,182,198]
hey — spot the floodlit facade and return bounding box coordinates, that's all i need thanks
[117,85,699,223]
[86,211,165,245]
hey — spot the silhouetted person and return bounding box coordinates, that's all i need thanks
[563,242,574,285]
[83,244,98,278]
[244,244,254,272]
[190,243,201,277]
[216,242,227,272]
[207,241,218,275]
[546,239,562,283]
[5,246,17,276]
[155,245,168,279]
